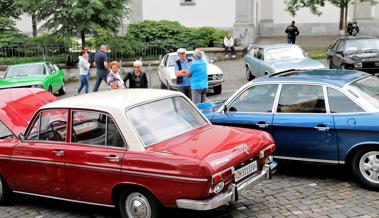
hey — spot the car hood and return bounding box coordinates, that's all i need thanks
[266,58,325,73]
[149,125,273,172]
[347,52,379,62]
[167,64,223,79]
[0,75,45,88]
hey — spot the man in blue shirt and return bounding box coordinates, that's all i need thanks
[93,45,109,92]
[186,49,208,104]
[175,48,192,99]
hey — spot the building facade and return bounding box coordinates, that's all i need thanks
[15,0,379,44]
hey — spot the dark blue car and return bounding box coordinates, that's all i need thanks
[199,69,379,189]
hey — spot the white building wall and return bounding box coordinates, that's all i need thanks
[142,0,235,29]
[15,15,33,34]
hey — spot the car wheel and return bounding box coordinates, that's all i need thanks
[0,175,12,205]
[58,81,66,95]
[213,84,222,95]
[48,86,53,94]
[245,66,254,81]
[119,189,162,218]
[328,57,333,69]
[351,147,379,190]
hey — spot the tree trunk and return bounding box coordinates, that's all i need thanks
[81,31,86,50]
[339,0,348,37]
[31,14,37,37]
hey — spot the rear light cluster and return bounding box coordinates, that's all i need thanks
[259,144,275,159]
[210,167,234,194]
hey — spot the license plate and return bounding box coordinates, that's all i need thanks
[234,161,257,182]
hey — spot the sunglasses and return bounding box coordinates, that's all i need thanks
[134,66,141,68]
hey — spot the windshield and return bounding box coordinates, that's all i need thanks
[167,53,210,67]
[5,64,45,78]
[265,46,306,60]
[128,96,208,147]
[348,76,379,110]
[345,39,379,53]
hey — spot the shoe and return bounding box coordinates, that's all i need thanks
[225,54,229,58]
[232,55,236,58]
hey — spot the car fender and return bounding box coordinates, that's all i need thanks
[344,141,379,164]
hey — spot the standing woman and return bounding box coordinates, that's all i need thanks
[124,60,148,88]
[76,50,90,95]
[107,61,124,89]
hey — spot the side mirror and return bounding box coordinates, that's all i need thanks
[223,105,228,114]
[18,134,25,142]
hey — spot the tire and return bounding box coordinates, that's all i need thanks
[245,66,254,81]
[351,147,379,190]
[48,86,53,94]
[0,175,12,205]
[213,84,222,95]
[118,189,162,218]
[58,81,66,95]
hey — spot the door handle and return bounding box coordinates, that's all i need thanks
[314,124,330,132]
[52,150,64,157]
[255,122,269,128]
[106,155,120,163]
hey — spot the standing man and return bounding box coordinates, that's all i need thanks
[186,49,208,104]
[175,48,191,99]
[93,45,109,92]
[285,21,300,44]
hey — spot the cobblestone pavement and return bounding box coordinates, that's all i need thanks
[1,59,379,218]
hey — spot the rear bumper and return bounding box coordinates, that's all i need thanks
[176,161,277,211]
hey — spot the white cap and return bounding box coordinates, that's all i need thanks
[177,48,186,54]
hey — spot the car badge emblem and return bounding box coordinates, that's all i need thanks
[235,144,249,154]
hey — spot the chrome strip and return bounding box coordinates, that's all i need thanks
[11,157,64,166]
[65,163,120,173]
[0,156,10,161]
[13,191,114,208]
[122,170,208,182]
[274,155,342,164]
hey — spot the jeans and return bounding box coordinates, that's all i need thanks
[177,86,191,99]
[191,88,207,104]
[93,70,108,92]
[77,75,89,94]
[287,37,296,44]
[224,46,235,55]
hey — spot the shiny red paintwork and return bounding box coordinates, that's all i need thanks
[0,89,275,209]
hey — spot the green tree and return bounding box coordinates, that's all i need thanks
[21,0,128,48]
[286,0,377,36]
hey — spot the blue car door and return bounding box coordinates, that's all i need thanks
[210,84,278,134]
[272,84,338,162]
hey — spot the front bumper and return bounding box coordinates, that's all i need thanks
[176,162,277,211]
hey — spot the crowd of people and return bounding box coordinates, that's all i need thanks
[76,45,209,104]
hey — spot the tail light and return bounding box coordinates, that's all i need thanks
[210,167,233,194]
[259,144,276,159]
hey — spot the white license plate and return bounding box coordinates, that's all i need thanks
[234,161,257,182]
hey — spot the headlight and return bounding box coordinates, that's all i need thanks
[31,84,43,88]
[354,62,362,68]
[212,74,223,80]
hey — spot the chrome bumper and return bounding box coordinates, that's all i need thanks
[176,162,276,211]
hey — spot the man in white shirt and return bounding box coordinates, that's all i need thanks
[223,32,236,58]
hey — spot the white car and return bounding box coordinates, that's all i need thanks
[158,51,224,94]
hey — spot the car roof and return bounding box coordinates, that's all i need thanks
[338,36,377,41]
[255,44,301,49]
[167,51,196,56]
[42,89,184,112]
[254,69,369,88]
[10,62,48,67]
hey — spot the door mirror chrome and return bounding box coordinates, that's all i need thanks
[18,134,25,142]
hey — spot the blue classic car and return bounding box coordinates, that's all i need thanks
[200,69,379,189]
[244,44,325,81]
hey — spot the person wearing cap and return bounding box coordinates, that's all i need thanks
[123,60,148,88]
[175,48,192,98]
[107,61,124,90]
[186,49,208,104]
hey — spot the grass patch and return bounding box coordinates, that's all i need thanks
[308,49,327,60]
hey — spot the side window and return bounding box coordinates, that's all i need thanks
[327,88,364,113]
[162,55,168,66]
[0,121,13,139]
[48,63,55,74]
[71,111,125,148]
[331,40,340,50]
[38,110,68,142]
[277,84,326,113]
[229,84,278,113]
[253,48,259,58]
[26,114,40,140]
[257,48,264,60]
[336,41,345,52]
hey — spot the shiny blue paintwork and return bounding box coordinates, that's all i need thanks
[199,69,379,165]
[244,44,325,78]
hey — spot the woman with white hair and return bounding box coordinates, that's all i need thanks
[123,60,148,88]
[186,49,208,104]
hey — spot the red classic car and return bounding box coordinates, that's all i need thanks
[0,88,276,218]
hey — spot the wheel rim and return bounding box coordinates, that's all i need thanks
[125,192,152,218]
[359,151,379,184]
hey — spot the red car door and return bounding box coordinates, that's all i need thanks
[11,109,69,198]
[64,110,125,205]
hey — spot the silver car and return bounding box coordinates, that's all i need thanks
[158,51,224,94]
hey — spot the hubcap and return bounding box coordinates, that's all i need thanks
[359,151,379,184]
[125,192,151,218]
